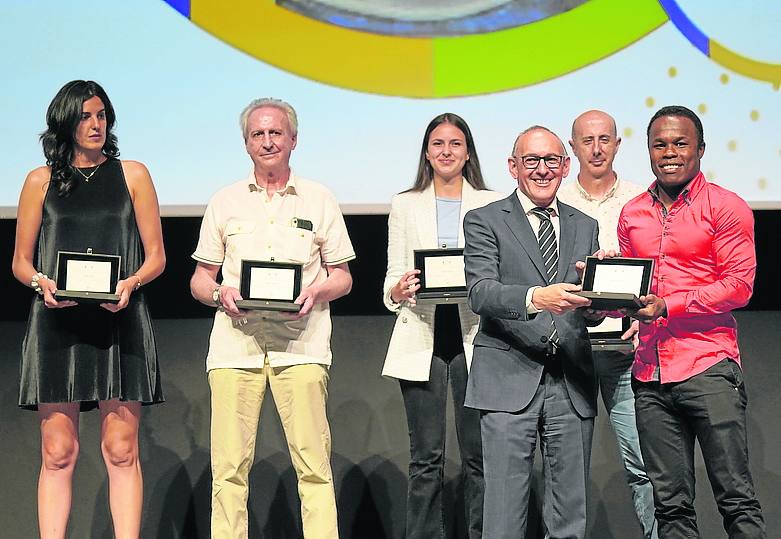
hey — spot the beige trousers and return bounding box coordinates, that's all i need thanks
[209,362,338,539]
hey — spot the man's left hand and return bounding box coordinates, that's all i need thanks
[288,284,320,319]
[634,294,667,322]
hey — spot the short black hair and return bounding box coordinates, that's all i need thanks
[647,105,704,148]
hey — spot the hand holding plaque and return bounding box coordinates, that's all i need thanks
[234,260,303,312]
[413,248,468,304]
[576,256,654,311]
[54,250,121,304]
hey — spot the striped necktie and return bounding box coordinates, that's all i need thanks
[530,207,559,348]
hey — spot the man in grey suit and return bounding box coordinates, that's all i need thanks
[463,126,600,539]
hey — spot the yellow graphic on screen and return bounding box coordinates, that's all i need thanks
[164,0,668,97]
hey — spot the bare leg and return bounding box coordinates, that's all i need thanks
[38,402,81,539]
[99,400,142,539]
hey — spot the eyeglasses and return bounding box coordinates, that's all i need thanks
[515,154,565,170]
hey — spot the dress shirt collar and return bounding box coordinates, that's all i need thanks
[574,173,619,203]
[246,169,299,197]
[515,187,559,217]
[647,171,706,208]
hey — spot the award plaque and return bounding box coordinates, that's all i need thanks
[54,250,121,304]
[577,256,654,310]
[235,260,303,312]
[588,316,633,352]
[413,248,467,304]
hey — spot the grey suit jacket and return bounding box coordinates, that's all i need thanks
[463,193,599,418]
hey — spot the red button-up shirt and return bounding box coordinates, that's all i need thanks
[617,172,755,383]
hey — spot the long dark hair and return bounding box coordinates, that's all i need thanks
[406,113,486,192]
[40,80,119,197]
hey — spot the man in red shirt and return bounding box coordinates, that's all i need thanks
[618,105,765,538]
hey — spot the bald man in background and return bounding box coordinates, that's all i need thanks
[558,110,657,538]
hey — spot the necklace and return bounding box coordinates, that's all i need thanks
[71,161,104,182]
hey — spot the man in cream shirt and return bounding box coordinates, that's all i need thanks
[558,109,656,538]
[190,98,354,539]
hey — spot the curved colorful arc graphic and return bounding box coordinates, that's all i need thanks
[658,0,781,87]
[162,0,668,97]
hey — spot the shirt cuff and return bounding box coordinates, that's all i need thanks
[663,292,686,318]
[526,286,541,314]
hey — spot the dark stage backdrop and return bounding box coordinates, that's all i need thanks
[1,314,780,538]
[0,211,780,321]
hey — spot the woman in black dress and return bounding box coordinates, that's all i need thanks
[12,80,165,539]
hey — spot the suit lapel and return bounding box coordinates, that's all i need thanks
[557,202,577,283]
[502,194,548,282]
[414,184,438,248]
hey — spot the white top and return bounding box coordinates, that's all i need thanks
[557,175,646,253]
[381,181,504,380]
[515,188,560,314]
[192,171,355,371]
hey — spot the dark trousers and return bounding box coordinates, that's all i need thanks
[399,304,484,539]
[481,362,593,539]
[633,359,766,538]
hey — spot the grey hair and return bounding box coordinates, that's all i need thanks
[239,98,298,139]
[511,125,568,157]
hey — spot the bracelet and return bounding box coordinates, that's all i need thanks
[131,274,143,291]
[30,272,48,296]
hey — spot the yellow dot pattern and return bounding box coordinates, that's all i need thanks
[706,170,716,180]
[758,178,767,190]
[668,66,677,77]
[727,140,738,152]
[750,110,760,121]
[720,73,730,84]
[697,103,707,114]
[645,97,655,107]
[623,127,633,138]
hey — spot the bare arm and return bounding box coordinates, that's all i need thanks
[292,262,352,319]
[102,161,166,312]
[190,261,247,319]
[12,167,76,308]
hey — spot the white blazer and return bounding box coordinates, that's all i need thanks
[381,181,505,381]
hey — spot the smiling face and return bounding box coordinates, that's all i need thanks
[425,122,469,183]
[245,106,297,173]
[648,115,704,196]
[73,96,107,153]
[509,128,570,207]
[569,110,620,180]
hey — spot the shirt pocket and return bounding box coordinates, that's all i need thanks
[280,225,316,264]
[224,219,257,256]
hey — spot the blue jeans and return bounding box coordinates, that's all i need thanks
[594,350,657,539]
[399,304,484,539]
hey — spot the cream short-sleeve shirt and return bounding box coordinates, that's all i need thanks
[193,171,356,371]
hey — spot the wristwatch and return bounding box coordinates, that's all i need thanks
[212,286,222,307]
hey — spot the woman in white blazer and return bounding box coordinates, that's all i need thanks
[382,113,503,538]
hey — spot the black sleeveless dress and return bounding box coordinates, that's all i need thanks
[19,158,164,411]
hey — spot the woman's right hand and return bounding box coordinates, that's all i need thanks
[41,277,77,309]
[390,269,421,306]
